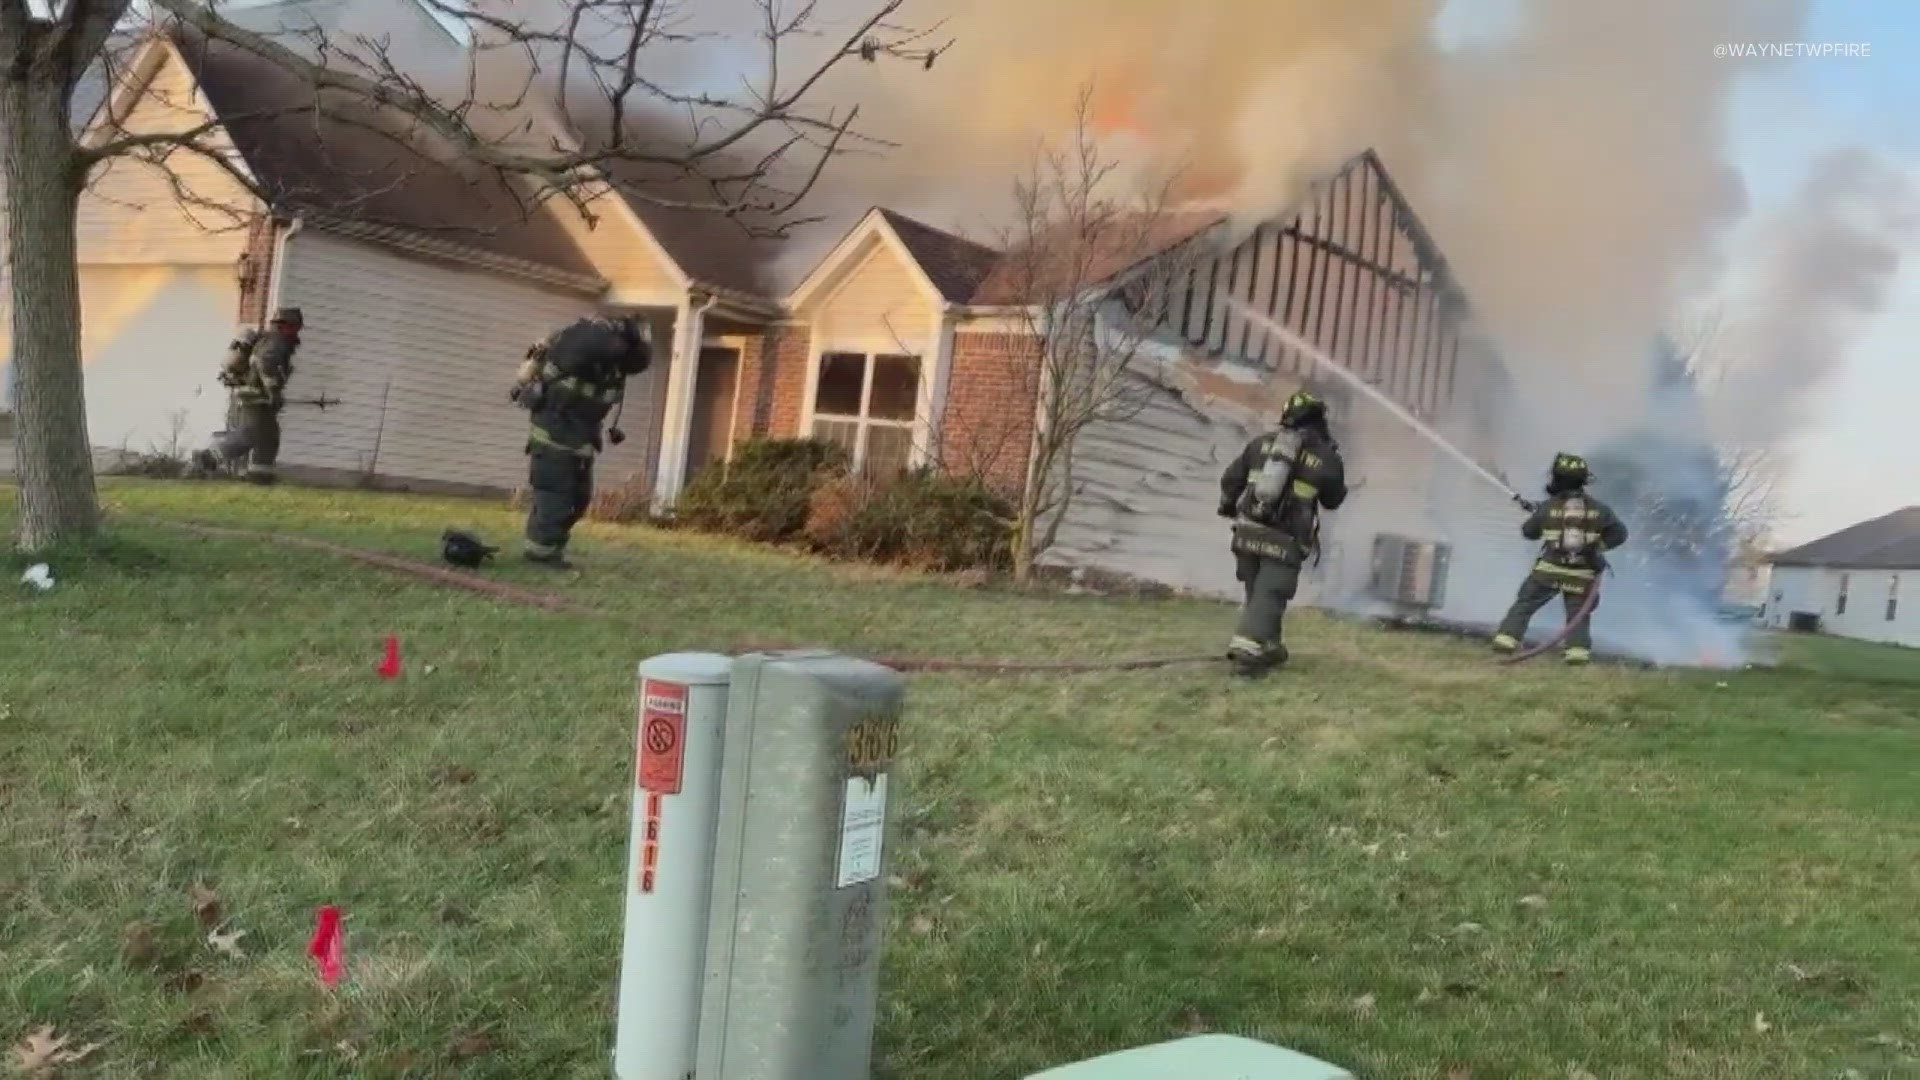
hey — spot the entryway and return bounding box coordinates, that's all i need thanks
[683,345,741,481]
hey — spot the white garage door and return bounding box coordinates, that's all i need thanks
[274,230,658,491]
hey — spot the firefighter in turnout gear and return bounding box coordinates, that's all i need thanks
[204,307,303,484]
[1218,390,1348,678]
[1492,453,1628,665]
[511,314,652,567]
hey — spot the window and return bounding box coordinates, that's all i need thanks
[1837,573,1850,615]
[1889,574,1900,622]
[810,351,921,476]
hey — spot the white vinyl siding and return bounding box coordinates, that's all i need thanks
[1768,565,1920,647]
[273,230,659,491]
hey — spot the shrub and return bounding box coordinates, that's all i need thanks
[675,438,847,542]
[587,471,657,524]
[804,469,1012,572]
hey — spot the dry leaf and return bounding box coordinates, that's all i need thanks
[1361,842,1383,858]
[1352,993,1378,1018]
[1448,1068,1474,1080]
[1453,922,1485,936]
[448,1030,497,1061]
[12,1026,101,1075]
[1752,1011,1772,1035]
[909,915,936,936]
[189,883,222,931]
[1519,894,1549,912]
[121,922,158,967]
[1178,1007,1210,1035]
[207,928,247,958]
[1568,1068,1598,1080]
[180,1010,218,1039]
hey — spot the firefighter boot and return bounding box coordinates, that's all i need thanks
[1563,647,1592,666]
[1491,634,1520,654]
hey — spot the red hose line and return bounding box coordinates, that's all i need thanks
[1502,577,1603,665]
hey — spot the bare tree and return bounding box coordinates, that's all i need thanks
[983,87,1206,585]
[1,0,946,551]
[1669,306,1785,547]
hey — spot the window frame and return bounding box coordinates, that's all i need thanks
[804,347,924,476]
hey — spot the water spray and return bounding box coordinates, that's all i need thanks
[1225,299,1535,512]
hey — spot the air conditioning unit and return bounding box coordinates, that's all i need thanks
[1369,534,1450,610]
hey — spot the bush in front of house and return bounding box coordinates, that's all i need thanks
[804,469,1013,572]
[674,438,848,542]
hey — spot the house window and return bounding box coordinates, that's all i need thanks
[1837,573,1849,615]
[1889,574,1900,622]
[810,351,920,476]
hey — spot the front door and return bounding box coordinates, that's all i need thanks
[683,346,741,481]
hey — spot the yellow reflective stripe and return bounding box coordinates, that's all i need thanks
[1541,530,1563,541]
[1534,560,1595,579]
[528,426,594,457]
[1290,480,1318,500]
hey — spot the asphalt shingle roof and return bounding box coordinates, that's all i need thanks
[1770,506,1920,569]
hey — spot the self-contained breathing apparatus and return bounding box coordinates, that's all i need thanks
[219,329,262,388]
[1230,390,1329,565]
[511,316,651,448]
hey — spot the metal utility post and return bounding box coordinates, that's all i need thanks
[614,650,905,1080]
[697,651,905,1080]
[615,653,734,1080]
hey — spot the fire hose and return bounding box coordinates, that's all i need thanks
[1501,575,1604,665]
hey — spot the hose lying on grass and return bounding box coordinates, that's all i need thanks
[145,519,1227,675]
[1501,578,1603,665]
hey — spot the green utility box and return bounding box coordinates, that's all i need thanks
[1024,1036,1353,1079]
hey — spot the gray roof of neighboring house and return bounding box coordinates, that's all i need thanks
[1770,506,1920,569]
[166,24,596,279]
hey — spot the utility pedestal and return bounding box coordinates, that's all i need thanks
[1024,1035,1353,1079]
[613,650,905,1080]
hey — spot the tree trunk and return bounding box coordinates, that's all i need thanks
[3,80,97,550]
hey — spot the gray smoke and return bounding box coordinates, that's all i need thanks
[1709,145,1920,452]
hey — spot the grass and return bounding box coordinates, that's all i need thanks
[4,479,1920,1079]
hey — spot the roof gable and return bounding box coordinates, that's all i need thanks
[127,26,598,282]
[1771,507,1920,569]
[875,209,1002,303]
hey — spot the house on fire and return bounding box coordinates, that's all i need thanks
[1,4,1533,627]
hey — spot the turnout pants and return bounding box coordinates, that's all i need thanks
[1229,553,1300,667]
[525,444,594,556]
[1496,573,1596,651]
[215,402,281,480]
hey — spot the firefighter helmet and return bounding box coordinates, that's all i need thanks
[1550,452,1591,487]
[440,528,498,569]
[1280,390,1326,427]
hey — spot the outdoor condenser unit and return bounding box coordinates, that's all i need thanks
[1369,534,1451,610]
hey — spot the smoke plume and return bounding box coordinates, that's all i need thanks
[1709,145,1919,450]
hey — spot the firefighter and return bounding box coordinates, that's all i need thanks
[202,307,303,484]
[1491,452,1628,665]
[511,314,651,568]
[1217,390,1348,678]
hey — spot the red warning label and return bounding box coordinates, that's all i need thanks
[637,680,688,795]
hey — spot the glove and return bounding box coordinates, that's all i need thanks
[266,387,284,410]
[1217,502,1236,519]
[608,427,626,446]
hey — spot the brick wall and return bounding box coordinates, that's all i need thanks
[940,331,1040,496]
[762,325,812,439]
[236,214,279,326]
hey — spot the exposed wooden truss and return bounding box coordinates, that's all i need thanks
[1170,150,1470,419]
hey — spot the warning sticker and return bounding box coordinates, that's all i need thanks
[637,680,688,795]
[834,774,888,889]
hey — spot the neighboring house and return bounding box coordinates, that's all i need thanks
[0,0,471,471]
[5,11,1529,625]
[1763,507,1920,647]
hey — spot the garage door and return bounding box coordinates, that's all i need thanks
[274,230,659,491]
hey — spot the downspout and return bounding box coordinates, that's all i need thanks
[263,214,305,324]
[656,289,718,508]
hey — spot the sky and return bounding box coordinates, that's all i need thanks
[1434,0,1919,546]
[1728,0,1920,545]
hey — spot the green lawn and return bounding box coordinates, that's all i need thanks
[5,480,1920,1079]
